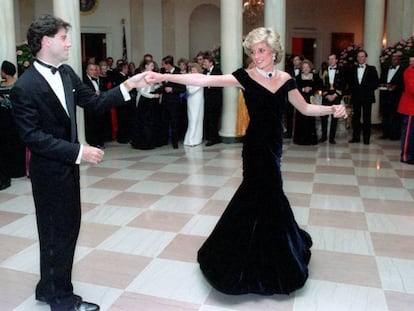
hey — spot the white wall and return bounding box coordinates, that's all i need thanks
[79,0,131,63]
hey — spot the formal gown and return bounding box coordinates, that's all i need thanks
[0,84,26,179]
[293,74,320,145]
[131,84,159,150]
[197,69,312,295]
[184,85,204,146]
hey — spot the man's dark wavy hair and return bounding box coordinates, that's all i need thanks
[27,14,71,56]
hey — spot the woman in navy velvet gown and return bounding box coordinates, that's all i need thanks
[147,27,347,295]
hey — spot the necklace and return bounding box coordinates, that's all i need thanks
[255,66,276,79]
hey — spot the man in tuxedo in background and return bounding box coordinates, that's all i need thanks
[379,53,404,140]
[320,53,345,144]
[157,55,186,149]
[83,63,106,148]
[284,55,302,139]
[348,50,379,145]
[10,14,148,311]
[203,53,223,146]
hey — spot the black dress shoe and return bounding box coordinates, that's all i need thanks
[283,132,292,139]
[363,141,370,145]
[319,137,327,143]
[401,159,414,165]
[73,300,100,311]
[172,142,178,149]
[348,139,360,143]
[205,140,221,146]
[329,139,336,144]
[37,294,82,304]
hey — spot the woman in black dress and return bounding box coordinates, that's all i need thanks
[0,61,26,190]
[131,60,160,150]
[147,27,347,295]
[294,59,322,145]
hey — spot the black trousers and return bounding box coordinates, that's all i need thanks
[204,100,222,142]
[320,99,339,141]
[352,100,372,143]
[31,160,81,309]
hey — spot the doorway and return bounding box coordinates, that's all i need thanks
[291,37,316,63]
[81,33,107,66]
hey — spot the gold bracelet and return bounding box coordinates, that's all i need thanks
[123,80,133,92]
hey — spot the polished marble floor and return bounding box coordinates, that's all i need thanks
[1,127,414,311]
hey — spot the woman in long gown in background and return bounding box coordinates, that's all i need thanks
[294,59,322,145]
[131,60,160,150]
[184,63,204,146]
[147,27,347,295]
[0,61,26,190]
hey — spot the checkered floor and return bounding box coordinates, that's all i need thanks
[1,127,413,311]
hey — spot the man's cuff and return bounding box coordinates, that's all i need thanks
[76,144,83,164]
[120,83,132,101]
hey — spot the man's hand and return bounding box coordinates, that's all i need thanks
[145,72,165,84]
[82,145,104,164]
[127,71,150,89]
[332,104,348,119]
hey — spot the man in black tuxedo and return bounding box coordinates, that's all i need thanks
[284,55,302,139]
[320,53,345,144]
[348,50,379,145]
[83,63,106,148]
[157,55,186,149]
[203,53,223,146]
[379,53,404,140]
[10,15,148,311]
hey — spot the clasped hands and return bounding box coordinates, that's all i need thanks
[332,104,348,119]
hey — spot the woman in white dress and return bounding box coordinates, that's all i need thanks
[184,63,204,146]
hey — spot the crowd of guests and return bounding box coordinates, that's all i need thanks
[1,48,414,192]
[82,51,223,150]
[285,51,414,165]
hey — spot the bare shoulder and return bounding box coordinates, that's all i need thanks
[277,70,292,82]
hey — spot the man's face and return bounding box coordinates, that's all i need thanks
[86,64,99,78]
[357,52,366,64]
[293,56,301,68]
[203,59,212,70]
[45,27,71,63]
[391,55,400,66]
[328,55,337,67]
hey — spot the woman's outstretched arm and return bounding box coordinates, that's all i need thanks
[146,72,241,88]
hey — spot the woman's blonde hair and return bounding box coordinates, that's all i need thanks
[243,27,284,64]
[187,62,203,73]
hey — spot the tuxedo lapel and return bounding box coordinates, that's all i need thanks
[59,66,77,142]
[30,68,71,123]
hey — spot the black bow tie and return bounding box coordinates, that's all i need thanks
[390,66,396,69]
[91,77,98,82]
[329,67,336,70]
[36,59,61,74]
[359,65,365,68]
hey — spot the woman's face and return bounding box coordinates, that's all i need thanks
[302,63,311,74]
[249,42,274,70]
[145,62,154,72]
[190,66,198,73]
